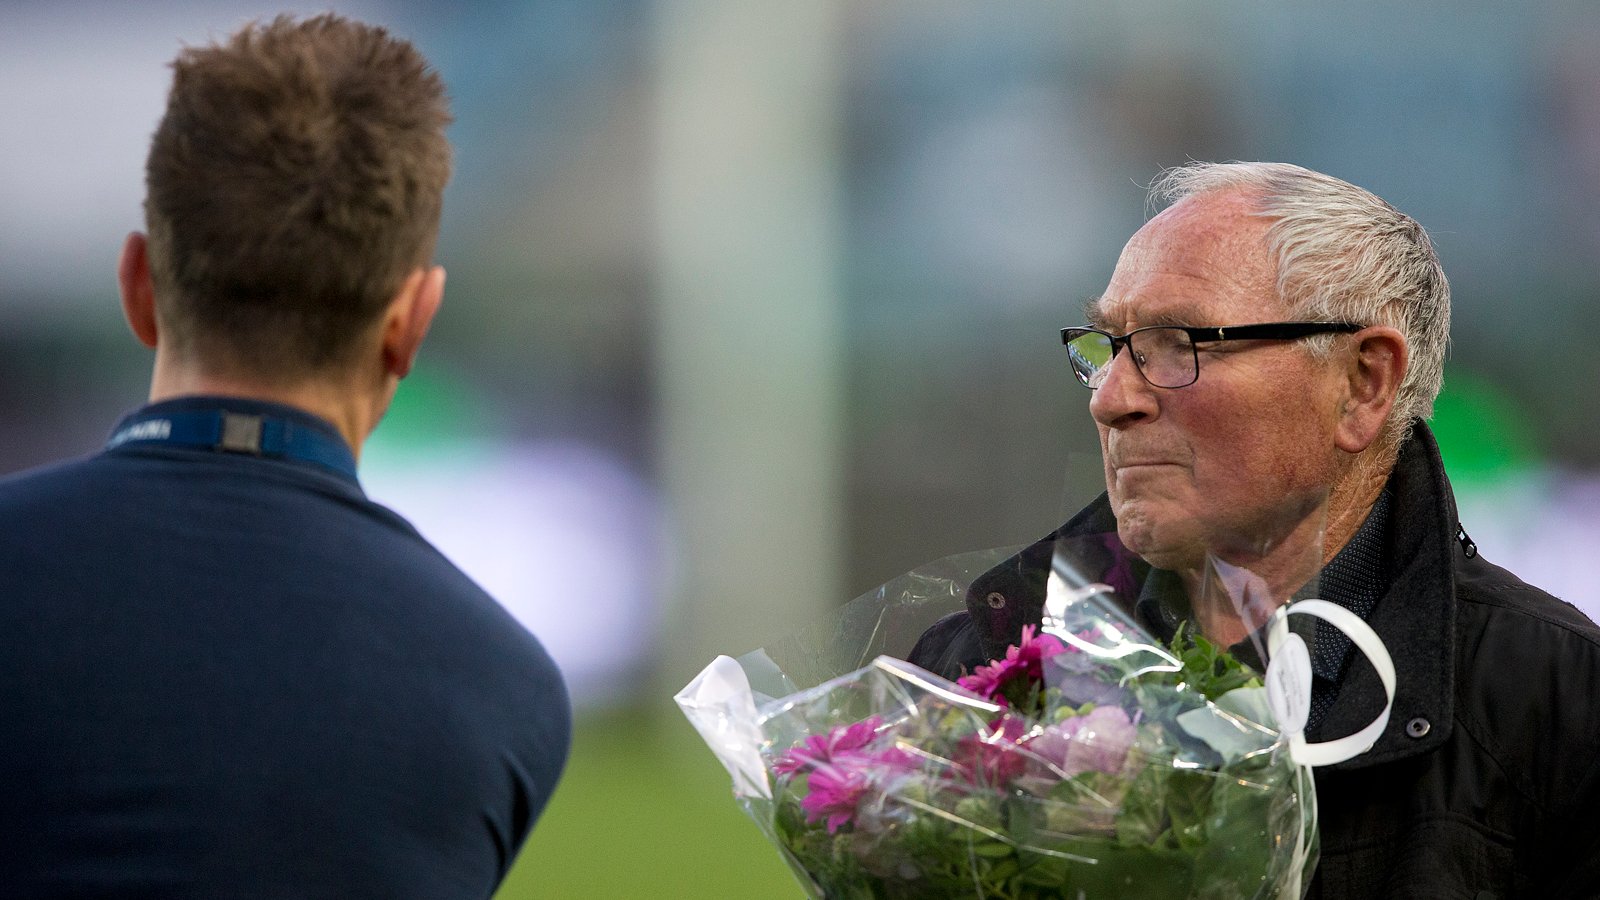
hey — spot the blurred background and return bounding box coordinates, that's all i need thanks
[5,1,1600,895]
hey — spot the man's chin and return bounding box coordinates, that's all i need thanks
[1115,517,1205,573]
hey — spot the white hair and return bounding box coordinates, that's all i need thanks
[1151,161,1450,450]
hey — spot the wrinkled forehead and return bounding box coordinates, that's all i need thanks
[1087,191,1283,330]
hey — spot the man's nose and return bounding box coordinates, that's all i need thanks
[1088,347,1158,427]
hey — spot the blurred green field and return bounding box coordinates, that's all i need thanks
[496,706,799,899]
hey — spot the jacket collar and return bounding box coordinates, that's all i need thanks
[1314,421,1458,769]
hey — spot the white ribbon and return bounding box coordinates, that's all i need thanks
[1266,599,1397,767]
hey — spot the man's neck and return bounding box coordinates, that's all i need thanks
[1174,444,1396,646]
[1176,509,1328,646]
[1320,445,1396,569]
[147,355,388,461]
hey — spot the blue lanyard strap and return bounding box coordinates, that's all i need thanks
[107,408,358,481]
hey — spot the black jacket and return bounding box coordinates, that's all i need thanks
[908,422,1600,898]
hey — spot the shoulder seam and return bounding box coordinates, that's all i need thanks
[1458,588,1600,647]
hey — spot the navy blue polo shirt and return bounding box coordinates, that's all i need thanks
[0,396,570,898]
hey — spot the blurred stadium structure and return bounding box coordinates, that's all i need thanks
[6,4,1600,891]
[7,0,1600,703]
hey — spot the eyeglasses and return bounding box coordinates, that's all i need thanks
[1060,321,1364,389]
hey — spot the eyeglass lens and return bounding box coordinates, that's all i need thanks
[1067,328,1196,389]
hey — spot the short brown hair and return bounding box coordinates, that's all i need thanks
[144,14,452,376]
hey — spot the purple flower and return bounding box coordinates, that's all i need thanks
[957,625,1066,708]
[796,745,920,833]
[1030,706,1137,777]
[800,759,873,833]
[774,716,883,776]
[952,714,1033,787]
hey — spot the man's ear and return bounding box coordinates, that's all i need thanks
[380,265,445,379]
[118,232,160,349]
[1335,325,1408,454]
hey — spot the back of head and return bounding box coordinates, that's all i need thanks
[144,14,452,380]
[1150,162,1450,452]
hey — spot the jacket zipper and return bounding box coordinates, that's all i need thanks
[1456,522,1477,559]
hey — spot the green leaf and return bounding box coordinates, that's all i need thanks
[1165,623,1262,701]
[1163,769,1217,852]
[1115,762,1173,847]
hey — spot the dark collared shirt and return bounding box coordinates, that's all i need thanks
[1307,488,1391,728]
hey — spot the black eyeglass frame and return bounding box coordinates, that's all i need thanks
[1059,321,1365,389]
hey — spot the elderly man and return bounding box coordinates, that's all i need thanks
[0,15,569,898]
[911,162,1600,897]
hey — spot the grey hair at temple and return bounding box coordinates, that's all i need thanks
[1150,161,1450,451]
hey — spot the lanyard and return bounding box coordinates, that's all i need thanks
[106,408,359,481]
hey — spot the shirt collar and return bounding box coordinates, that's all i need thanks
[1311,488,1391,679]
[105,395,359,484]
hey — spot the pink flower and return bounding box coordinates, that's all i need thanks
[775,718,928,833]
[797,746,920,833]
[800,759,873,833]
[952,714,1033,787]
[774,716,883,776]
[958,625,1067,708]
[1030,706,1137,777]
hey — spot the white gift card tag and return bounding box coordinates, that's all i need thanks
[1265,632,1312,736]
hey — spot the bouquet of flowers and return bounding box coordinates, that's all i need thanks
[677,548,1320,899]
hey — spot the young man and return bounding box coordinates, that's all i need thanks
[0,15,569,897]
